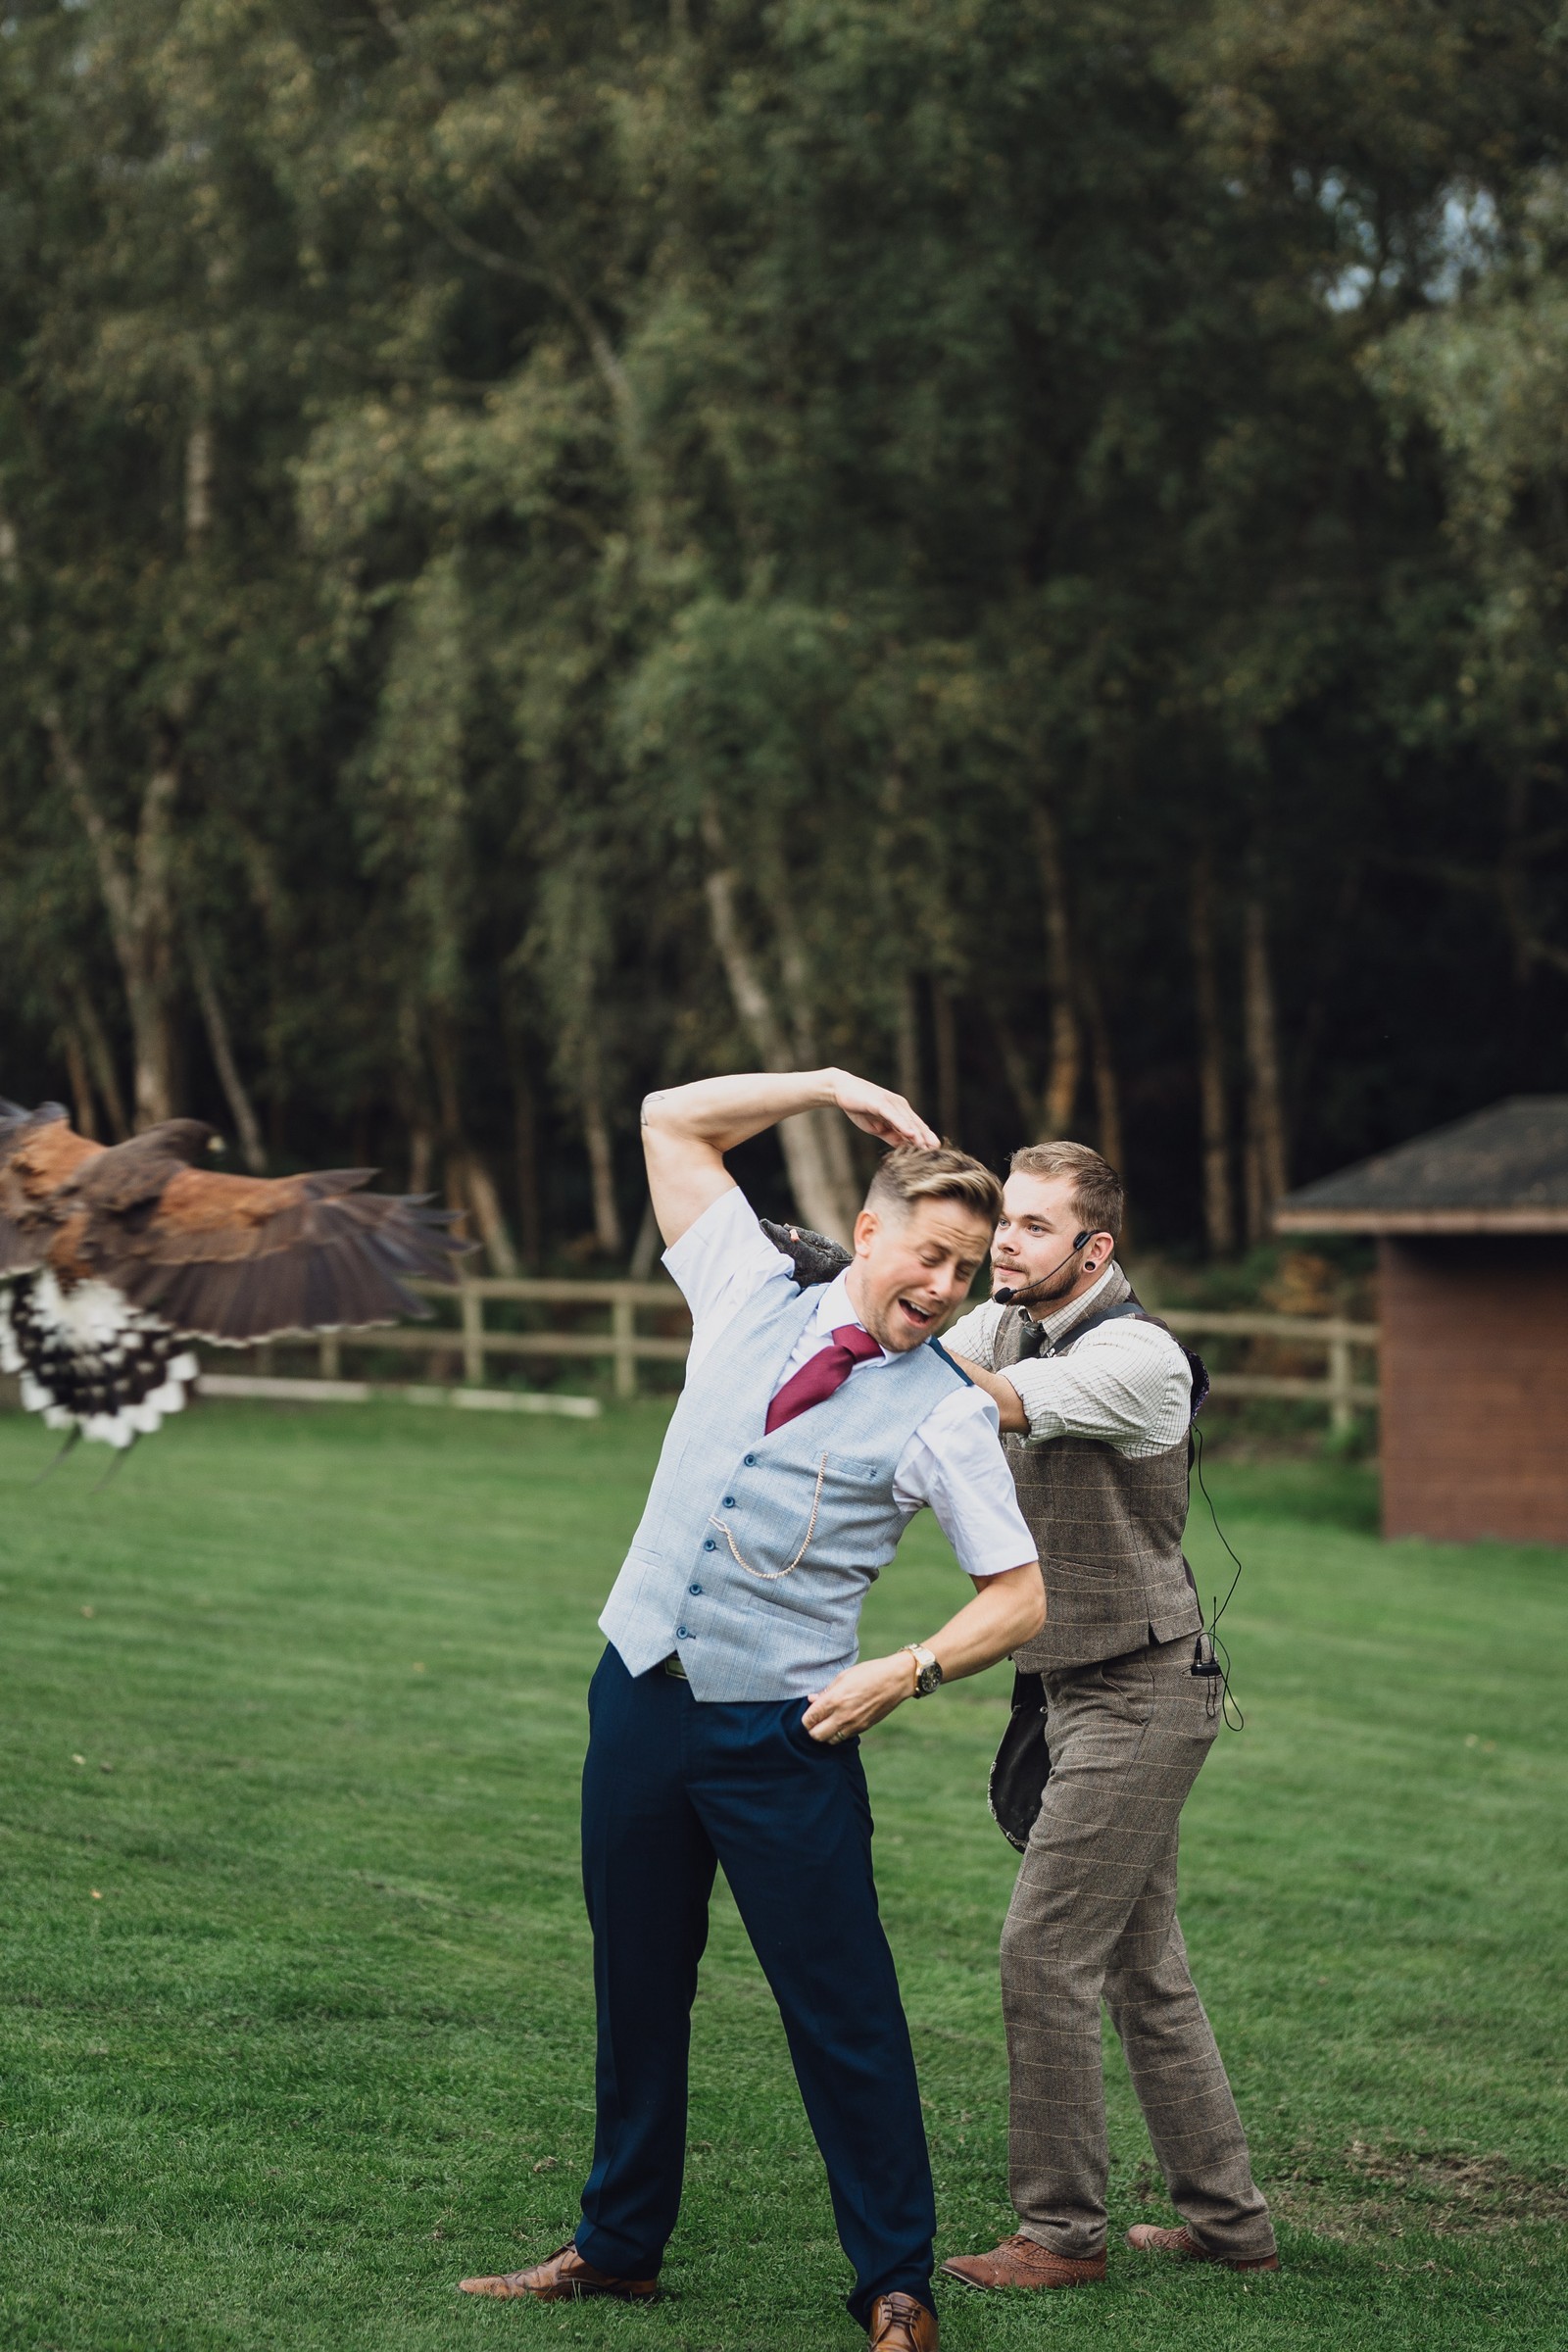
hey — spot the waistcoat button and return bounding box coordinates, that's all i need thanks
[743,1453,757,1465]
[688,1582,703,1595]
[677,1626,691,1639]
[722,1494,736,1509]
[703,1538,716,1551]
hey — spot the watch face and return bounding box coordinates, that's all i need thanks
[916,1659,943,1695]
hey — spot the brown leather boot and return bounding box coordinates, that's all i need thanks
[457,2242,659,2300]
[866,2290,939,2348]
[941,2233,1105,2290]
[1126,2224,1280,2273]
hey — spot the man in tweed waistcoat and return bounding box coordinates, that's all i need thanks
[459,1068,1046,2352]
[940,1141,1279,2289]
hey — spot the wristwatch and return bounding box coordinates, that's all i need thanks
[903,1642,944,1698]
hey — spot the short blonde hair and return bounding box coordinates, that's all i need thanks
[1009,1140,1123,1240]
[866,1145,1003,1227]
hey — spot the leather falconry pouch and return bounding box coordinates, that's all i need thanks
[989,1667,1051,1851]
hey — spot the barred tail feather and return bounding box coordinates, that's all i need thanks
[3,1271,201,1446]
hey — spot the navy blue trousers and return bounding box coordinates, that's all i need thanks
[575,1646,936,2324]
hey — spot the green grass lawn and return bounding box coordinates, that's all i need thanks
[0,1400,1562,2352]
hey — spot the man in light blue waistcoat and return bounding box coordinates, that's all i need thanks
[460,1067,1044,2352]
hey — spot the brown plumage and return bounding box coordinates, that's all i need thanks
[0,1102,466,1447]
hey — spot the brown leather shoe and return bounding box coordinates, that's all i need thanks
[457,2241,659,2300]
[1126,2223,1280,2273]
[866,2290,939,2348]
[941,2233,1105,2290]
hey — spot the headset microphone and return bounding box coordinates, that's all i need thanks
[993,1231,1093,1308]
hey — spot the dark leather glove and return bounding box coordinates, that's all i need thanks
[760,1217,853,1288]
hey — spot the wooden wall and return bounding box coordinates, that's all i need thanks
[1380,1236,1568,1544]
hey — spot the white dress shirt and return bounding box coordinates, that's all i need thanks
[943,1260,1193,1459]
[664,1185,1036,1580]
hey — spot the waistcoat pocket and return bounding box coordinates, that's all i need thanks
[1044,1552,1127,1585]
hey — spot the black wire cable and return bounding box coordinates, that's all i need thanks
[1191,1424,1246,1730]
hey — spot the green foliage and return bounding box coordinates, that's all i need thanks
[3,2,1568,1239]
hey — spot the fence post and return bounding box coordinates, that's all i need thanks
[1328,1333,1353,1436]
[612,1295,636,1399]
[318,1333,340,1381]
[461,1279,485,1386]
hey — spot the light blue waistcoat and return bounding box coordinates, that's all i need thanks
[599,1276,969,1700]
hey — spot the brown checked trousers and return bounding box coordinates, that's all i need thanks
[1001,1631,1277,2265]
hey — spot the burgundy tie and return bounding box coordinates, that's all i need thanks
[764,1324,884,1434]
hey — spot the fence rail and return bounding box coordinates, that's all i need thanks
[288,1278,690,1397]
[213,1278,1381,1431]
[1156,1308,1379,1435]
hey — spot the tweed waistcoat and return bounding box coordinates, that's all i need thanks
[600,1276,964,1701]
[999,1272,1201,1672]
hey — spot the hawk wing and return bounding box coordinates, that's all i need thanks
[92,1164,466,1343]
[0,1105,466,1447]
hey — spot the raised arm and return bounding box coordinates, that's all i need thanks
[641,1069,941,1248]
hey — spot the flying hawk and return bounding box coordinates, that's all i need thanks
[0,1102,466,1448]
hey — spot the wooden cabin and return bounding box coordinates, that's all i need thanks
[1275,1099,1568,1544]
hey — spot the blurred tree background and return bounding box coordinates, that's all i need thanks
[3,0,1567,1260]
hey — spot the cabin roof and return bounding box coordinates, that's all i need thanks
[1274,1098,1568,1233]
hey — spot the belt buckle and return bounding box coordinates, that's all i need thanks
[662,1652,688,1681]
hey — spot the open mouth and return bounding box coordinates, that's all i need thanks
[896,1298,936,1332]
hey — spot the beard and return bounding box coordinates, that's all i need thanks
[993,1257,1083,1311]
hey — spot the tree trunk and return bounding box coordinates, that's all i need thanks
[581,1056,624,1256]
[50,720,180,1128]
[72,986,129,1141]
[772,877,859,1215]
[990,1008,1039,1134]
[629,1194,662,1279]
[1080,963,1125,1180]
[126,760,180,1127]
[184,420,214,555]
[1032,800,1081,1136]
[1190,850,1236,1253]
[239,830,290,1162]
[510,1045,543,1269]
[399,995,435,1194]
[185,917,266,1172]
[895,972,922,1108]
[61,1025,97,1138]
[933,982,960,1142]
[2,496,174,1129]
[457,1151,519,1276]
[1242,885,1289,1239]
[428,1008,520,1269]
[700,803,857,1241]
[1242,1130,1264,1249]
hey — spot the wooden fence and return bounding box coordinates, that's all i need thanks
[1154,1308,1379,1435]
[219,1278,1379,1431]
